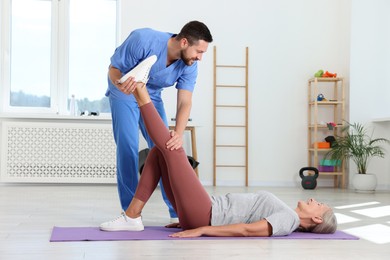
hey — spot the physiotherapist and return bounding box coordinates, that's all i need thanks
[102,21,213,228]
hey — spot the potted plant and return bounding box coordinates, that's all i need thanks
[325,122,390,192]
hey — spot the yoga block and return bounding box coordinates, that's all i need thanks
[313,142,330,149]
[320,159,341,166]
[318,165,334,172]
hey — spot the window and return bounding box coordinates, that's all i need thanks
[1,0,117,114]
[10,0,52,108]
[68,0,116,114]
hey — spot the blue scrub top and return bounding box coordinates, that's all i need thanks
[106,28,198,101]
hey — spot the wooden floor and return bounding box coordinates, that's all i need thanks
[0,183,389,259]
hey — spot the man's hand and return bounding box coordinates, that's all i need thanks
[166,130,183,150]
[115,77,138,95]
[109,65,138,95]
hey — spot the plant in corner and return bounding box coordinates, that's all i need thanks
[325,122,390,192]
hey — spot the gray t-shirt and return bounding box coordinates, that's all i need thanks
[210,191,300,236]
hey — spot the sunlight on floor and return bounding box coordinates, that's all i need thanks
[335,213,360,224]
[335,201,390,244]
[335,201,380,209]
[352,206,390,218]
[344,224,390,245]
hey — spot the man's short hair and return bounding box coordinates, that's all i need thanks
[176,21,213,45]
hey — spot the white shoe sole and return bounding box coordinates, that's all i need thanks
[119,55,157,84]
[100,225,144,232]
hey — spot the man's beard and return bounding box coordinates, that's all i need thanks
[180,51,194,66]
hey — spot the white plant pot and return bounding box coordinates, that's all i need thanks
[352,173,377,193]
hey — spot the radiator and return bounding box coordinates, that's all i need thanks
[0,121,117,183]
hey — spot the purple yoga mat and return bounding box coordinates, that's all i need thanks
[50,226,359,242]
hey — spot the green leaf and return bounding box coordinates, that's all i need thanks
[325,122,390,174]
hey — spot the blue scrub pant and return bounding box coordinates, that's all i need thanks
[109,96,177,218]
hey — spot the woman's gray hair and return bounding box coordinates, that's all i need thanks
[312,209,337,234]
[298,209,337,234]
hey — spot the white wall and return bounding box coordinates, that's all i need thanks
[120,0,352,186]
[350,0,390,190]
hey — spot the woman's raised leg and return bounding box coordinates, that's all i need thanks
[133,84,211,229]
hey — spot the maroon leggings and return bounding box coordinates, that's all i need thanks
[134,102,211,230]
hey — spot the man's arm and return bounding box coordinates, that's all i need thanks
[169,219,272,238]
[166,89,193,150]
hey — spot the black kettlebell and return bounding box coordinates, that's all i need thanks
[299,167,319,189]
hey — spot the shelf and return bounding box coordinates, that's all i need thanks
[306,170,343,176]
[307,76,346,188]
[309,101,343,105]
[308,124,343,129]
[308,77,343,83]
[318,171,344,176]
[308,148,331,152]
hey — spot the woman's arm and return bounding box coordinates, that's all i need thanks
[169,219,272,238]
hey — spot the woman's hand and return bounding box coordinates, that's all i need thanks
[169,228,203,238]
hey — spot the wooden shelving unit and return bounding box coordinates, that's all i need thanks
[307,77,346,188]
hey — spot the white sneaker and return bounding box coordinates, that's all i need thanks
[99,212,144,232]
[119,55,157,84]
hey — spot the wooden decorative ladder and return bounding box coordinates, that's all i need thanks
[213,46,249,186]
